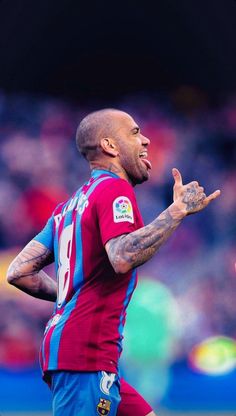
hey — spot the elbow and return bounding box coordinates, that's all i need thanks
[7,262,18,285]
[7,270,24,288]
[112,259,132,275]
[7,272,15,285]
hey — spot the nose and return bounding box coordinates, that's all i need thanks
[142,134,150,146]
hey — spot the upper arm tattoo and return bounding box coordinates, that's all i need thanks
[8,240,54,281]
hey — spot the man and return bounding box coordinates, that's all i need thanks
[7,109,220,416]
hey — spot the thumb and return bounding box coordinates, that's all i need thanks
[172,168,183,187]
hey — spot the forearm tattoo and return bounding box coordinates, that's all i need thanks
[7,240,57,301]
[107,206,183,271]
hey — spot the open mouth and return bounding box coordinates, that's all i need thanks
[139,152,152,170]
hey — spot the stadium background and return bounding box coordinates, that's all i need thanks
[0,0,236,414]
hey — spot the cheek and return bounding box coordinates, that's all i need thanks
[120,146,134,163]
[119,143,139,170]
[124,153,137,169]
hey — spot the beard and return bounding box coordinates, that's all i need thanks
[123,157,150,186]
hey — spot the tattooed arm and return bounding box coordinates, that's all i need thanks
[7,240,57,302]
[105,168,220,274]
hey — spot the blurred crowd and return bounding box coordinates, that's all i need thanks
[0,88,235,368]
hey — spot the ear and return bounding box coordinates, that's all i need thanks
[100,138,119,157]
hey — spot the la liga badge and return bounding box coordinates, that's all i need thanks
[97,398,111,415]
[113,196,134,224]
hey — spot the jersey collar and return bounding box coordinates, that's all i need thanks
[91,169,119,179]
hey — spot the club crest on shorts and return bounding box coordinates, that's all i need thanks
[97,398,111,415]
[113,196,134,223]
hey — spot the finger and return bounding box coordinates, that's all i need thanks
[172,168,183,187]
[205,189,221,203]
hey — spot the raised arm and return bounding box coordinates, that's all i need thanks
[7,240,57,302]
[105,168,220,274]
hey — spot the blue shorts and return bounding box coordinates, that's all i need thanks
[51,371,121,416]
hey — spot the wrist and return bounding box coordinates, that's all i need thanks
[169,202,187,220]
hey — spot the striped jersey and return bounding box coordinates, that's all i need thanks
[34,169,144,381]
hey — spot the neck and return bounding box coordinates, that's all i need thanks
[90,160,131,184]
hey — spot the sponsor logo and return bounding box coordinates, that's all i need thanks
[113,196,134,224]
[97,398,111,415]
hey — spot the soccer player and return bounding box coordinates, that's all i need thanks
[7,109,220,416]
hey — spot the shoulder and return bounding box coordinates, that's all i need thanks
[94,177,140,223]
[93,177,136,205]
[96,176,134,193]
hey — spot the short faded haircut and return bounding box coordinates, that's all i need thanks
[76,108,120,160]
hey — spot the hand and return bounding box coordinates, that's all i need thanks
[172,168,221,216]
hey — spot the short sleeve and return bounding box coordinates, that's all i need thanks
[96,178,143,245]
[34,215,54,251]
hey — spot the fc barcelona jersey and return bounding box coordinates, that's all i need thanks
[34,169,144,379]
